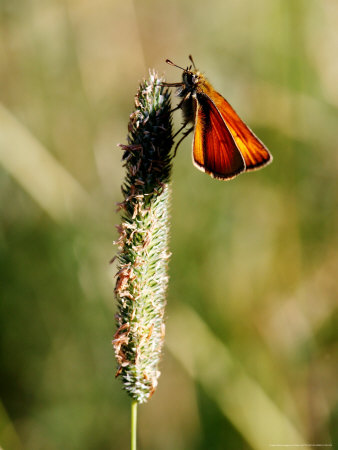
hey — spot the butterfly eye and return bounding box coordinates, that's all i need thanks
[183,71,198,88]
[186,73,193,84]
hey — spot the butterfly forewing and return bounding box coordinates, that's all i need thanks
[207,90,272,171]
[193,93,245,179]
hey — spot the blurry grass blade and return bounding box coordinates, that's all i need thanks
[0,103,89,222]
[0,400,23,450]
[167,305,312,450]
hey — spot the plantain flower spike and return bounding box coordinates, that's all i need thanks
[113,71,173,403]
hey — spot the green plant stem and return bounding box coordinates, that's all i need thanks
[131,400,138,450]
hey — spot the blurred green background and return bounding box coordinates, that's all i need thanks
[1,0,337,449]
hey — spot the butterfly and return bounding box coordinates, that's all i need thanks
[164,55,272,180]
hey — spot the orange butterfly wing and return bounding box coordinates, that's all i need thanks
[207,90,272,171]
[193,92,245,180]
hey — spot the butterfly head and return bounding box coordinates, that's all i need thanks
[166,55,203,94]
[182,69,200,90]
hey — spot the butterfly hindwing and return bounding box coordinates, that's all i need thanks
[203,90,272,171]
[193,92,245,180]
[207,90,272,171]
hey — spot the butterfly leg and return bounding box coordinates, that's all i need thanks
[160,82,183,87]
[171,91,193,132]
[170,96,189,114]
[171,91,192,114]
[170,104,182,114]
[172,120,190,139]
[173,125,194,157]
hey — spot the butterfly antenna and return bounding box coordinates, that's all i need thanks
[188,55,197,69]
[166,59,186,71]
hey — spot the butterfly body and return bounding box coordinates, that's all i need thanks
[177,70,205,123]
[166,57,272,180]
